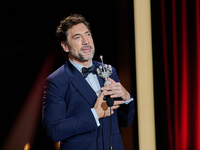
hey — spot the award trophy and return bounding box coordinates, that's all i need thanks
[96,55,114,106]
[96,55,114,105]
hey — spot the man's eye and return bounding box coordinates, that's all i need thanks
[74,36,80,39]
[87,33,91,36]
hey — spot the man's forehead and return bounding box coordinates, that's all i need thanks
[68,23,90,36]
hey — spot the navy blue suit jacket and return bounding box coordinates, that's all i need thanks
[42,60,135,150]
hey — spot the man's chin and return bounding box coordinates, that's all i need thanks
[80,53,94,61]
[81,57,93,62]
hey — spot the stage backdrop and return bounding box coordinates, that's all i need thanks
[152,0,200,149]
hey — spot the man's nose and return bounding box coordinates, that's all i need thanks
[82,36,90,45]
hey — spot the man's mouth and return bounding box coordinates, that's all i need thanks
[81,46,92,52]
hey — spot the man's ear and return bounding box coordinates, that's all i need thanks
[61,42,69,52]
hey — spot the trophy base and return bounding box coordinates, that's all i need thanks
[103,95,123,101]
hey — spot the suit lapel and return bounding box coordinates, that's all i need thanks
[94,61,105,88]
[64,60,97,106]
[97,74,104,88]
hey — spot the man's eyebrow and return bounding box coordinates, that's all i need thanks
[72,31,91,38]
[85,31,91,34]
[72,34,81,38]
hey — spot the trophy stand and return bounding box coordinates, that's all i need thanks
[96,55,113,150]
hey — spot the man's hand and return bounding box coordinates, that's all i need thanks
[94,91,124,119]
[101,78,131,101]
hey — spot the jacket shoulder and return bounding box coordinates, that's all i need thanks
[47,65,66,80]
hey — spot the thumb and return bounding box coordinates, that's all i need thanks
[98,91,104,100]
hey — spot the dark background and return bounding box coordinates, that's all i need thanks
[0,0,138,150]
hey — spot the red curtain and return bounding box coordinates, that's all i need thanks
[158,0,200,149]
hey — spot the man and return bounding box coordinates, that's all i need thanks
[42,14,135,150]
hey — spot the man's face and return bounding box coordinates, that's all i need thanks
[64,23,95,64]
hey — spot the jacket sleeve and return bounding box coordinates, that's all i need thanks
[117,100,135,127]
[111,68,135,127]
[42,78,98,142]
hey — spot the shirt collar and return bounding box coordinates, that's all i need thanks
[68,58,93,72]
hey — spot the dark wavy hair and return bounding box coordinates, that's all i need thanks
[56,14,91,57]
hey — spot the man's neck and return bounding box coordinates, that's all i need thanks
[68,56,92,67]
